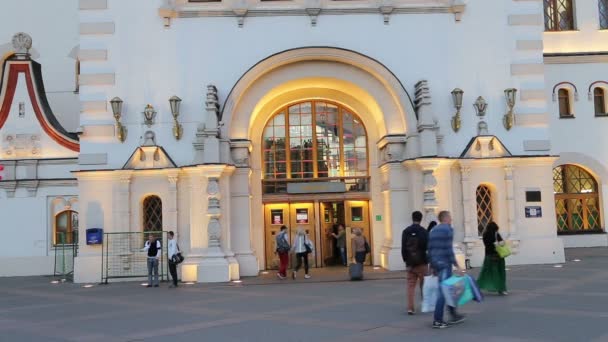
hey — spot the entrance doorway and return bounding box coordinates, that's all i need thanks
[263,200,371,270]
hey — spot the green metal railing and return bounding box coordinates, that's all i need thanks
[101,231,168,284]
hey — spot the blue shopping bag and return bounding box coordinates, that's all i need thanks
[441,275,474,307]
[465,274,484,303]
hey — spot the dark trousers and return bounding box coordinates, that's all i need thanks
[355,251,366,264]
[168,261,178,286]
[278,252,289,277]
[295,252,309,274]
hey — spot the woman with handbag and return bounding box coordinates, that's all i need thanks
[292,227,313,279]
[477,222,508,295]
[167,231,182,288]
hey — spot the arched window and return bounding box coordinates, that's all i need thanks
[594,88,606,116]
[262,101,368,193]
[558,89,573,118]
[600,0,608,29]
[554,165,602,233]
[476,185,494,236]
[544,0,575,31]
[143,195,163,232]
[54,210,78,245]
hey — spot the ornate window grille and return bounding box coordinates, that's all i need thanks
[558,89,572,118]
[544,0,575,31]
[476,185,493,236]
[143,195,163,232]
[554,165,602,234]
[600,0,608,29]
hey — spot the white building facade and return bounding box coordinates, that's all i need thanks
[1,0,605,282]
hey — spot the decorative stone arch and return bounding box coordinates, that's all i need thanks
[552,82,579,102]
[221,47,418,141]
[222,47,419,275]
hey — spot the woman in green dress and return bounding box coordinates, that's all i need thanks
[477,221,507,295]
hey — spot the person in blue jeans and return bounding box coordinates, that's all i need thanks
[428,210,466,329]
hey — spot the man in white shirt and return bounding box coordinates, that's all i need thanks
[167,231,179,288]
[143,234,161,287]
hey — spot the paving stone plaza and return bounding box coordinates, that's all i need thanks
[1,248,607,342]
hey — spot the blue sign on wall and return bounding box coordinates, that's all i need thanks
[86,228,103,245]
[525,206,542,218]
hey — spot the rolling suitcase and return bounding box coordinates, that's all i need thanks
[349,263,363,281]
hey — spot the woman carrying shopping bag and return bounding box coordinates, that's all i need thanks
[477,221,508,295]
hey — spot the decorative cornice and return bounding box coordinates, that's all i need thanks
[544,52,608,64]
[169,1,467,23]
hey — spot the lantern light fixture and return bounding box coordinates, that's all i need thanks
[169,95,183,140]
[142,104,157,127]
[110,97,126,142]
[503,88,517,131]
[450,88,464,132]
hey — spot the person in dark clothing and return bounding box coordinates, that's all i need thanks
[477,221,507,295]
[401,211,429,315]
[427,221,437,233]
[142,234,161,287]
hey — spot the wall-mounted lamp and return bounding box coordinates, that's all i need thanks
[142,104,156,127]
[450,88,464,132]
[503,88,517,131]
[110,97,126,142]
[169,96,183,140]
[473,96,488,117]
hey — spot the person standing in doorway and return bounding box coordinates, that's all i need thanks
[401,211,429,315]
[167,231,179,288]
[292,227,313,279]
[477,221,508,295]
[428,211,466,329]
[331,224,347,266]
[275,225,290,280]
[143,234,162,288]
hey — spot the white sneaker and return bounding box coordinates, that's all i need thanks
[304,274,311,279]
[276,273,285,280]
[292,271,296,280]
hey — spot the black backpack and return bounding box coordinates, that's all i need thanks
[404,232,425,266]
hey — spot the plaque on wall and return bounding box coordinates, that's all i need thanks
[271,209,284,225]
[525,206,542,218]
[296,208,309,224]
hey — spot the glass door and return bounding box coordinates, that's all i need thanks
[344,200,372,265]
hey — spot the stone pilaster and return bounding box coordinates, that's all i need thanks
[504,163,519,254]
[416,159,441,226]
[379,162,410,271]
[166,171,178,232]
[415,80,439,157]
[114,171,132,233]
[460,164,477,257]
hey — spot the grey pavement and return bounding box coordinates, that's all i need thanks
[1,248,608,342]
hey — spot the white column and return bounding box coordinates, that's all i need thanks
[230,168,259,276]
[460,164,477,257]
[416,159,440,225]
[114,171,132,233]
[504,163,519,253]
[379,163,410,271]
[166,171,178,232]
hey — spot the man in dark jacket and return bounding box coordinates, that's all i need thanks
[401,211,429,315]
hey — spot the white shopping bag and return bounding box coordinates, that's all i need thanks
[421,275,439,313]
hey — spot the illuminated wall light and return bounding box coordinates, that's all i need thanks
[232,280,243,283]
[140,283,149,286]
[553,265,563,268]
[50,280,60,284]
[184,282,195,285]
[82,284,94,288]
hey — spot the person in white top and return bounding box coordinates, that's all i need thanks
[291,227,314,280]
[167,231,179,288]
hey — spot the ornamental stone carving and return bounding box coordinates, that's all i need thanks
[207,177,219,196]
[208,218,222,247]
[208,197,220,215]
[422,170,437,193]
[12,32,32,56]
[3,134,41,157]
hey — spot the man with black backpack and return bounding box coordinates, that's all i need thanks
[275,225,290,280]
[401,211,429,315]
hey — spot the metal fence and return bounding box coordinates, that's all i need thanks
[101,231,168,284]
[54,231,78,280]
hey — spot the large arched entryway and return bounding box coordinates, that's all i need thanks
[224,47,420,275]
